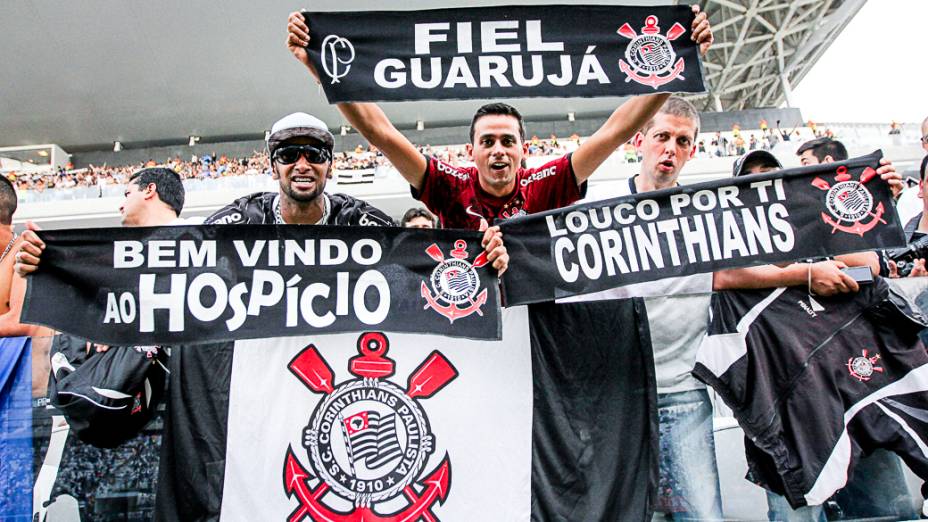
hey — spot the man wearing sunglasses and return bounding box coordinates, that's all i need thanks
[202,112,509,272]
[204,112,395,227]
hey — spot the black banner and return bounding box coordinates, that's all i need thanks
[21,226,502,344]
[500,151,905,305]
[305,5,705,102]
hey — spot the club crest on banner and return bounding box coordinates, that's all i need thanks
[284,332,457,521]
[812,165,887,236]
[321,34,355,84]
[421,240,490,323]
[616,15,686,89]
[847,348,883,382]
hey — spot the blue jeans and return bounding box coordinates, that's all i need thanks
[766,449,916,521]
[766,491,826,522]
[656,389,723,520]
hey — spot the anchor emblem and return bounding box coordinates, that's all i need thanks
[847,349,883,382]
[811,165,886,236]
[284,332,457,521]
[617,15,687,89]
[421,240,490,323]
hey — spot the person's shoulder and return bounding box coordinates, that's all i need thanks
[518,153,574,186]
[328,193,396,227]
[204,192,275,225]
[168,216,205,226]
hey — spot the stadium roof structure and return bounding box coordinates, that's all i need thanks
[696,0,865,112]
[2,0,864,151]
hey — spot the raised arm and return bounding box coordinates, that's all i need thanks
[287,12,427,190]
[571,5,713,183]
[571,93,671,183]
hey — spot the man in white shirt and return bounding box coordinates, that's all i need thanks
[578,96,722,520]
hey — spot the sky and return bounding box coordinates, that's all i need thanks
[791,0,927,124]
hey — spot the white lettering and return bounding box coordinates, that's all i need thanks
[415,23,449,54]
[525,20,563,52]
[481,21,520,53]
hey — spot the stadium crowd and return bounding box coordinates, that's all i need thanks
[35,428,161,520]
[5,121,852,194]
[5,4,928,522]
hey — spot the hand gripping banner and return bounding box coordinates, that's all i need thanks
[21,226,502,344]
[304,5,705,102]
[499,151,906,305]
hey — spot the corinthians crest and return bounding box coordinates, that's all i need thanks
[421,240,490,323]
[284,332,457,521]
[617,15,687,89]
[812,165,887,236]
[847,348,883,382]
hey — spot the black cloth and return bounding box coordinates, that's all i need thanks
[693,279,928,508]
[154,300,658,521]
[155,342,234,521]
[48,335,168,449]
[529,298,657,521]
[156,191,394,520]
[204,191,395,226]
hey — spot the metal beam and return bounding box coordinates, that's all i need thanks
[701,0,866,112]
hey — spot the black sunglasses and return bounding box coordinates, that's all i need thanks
[272,144,332,165]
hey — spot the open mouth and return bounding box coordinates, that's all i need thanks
[291,175,316,189]
[657,159,675,172]
[490,161,509,172]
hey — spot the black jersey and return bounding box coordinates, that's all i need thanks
[204,191,395,227]
[693,279,928,508]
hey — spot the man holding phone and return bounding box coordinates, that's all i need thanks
[718,147,913,521]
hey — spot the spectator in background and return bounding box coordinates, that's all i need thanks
[15,167,191,279]
[921,116,928,152]
[890,154,928,278]
[721,144,911,522]
[730,149,781,176]
[401,208,436,229]
[796,137,901,198]
[777,119,792,142]
[117,168,188,227]
[734,134,746,155]
[623,141,638,163]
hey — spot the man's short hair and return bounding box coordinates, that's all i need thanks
[401,207,437,227]
[641,96,701,137]
[128,167,185,217]
[0,176,17,225]
[921,154,928,181]
[796,137,848,162]
[469,103,525,144]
